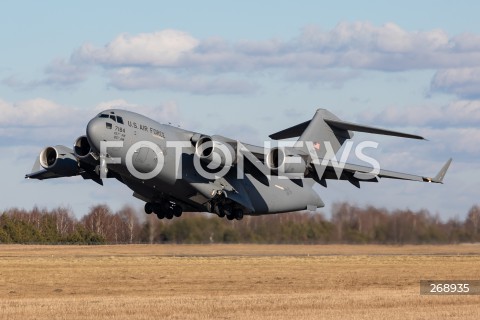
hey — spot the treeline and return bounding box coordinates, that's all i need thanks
[1,203,480,244]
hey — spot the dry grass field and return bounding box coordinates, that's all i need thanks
[0,244,479,319]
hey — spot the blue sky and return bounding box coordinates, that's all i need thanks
[1,1,480,219]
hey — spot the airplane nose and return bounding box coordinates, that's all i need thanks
[86,118,103,153]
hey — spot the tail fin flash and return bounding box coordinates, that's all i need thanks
[269,108,425,157]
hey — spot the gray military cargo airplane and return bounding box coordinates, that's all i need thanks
[26,108,451,220]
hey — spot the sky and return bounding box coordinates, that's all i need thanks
[1,0,480,220]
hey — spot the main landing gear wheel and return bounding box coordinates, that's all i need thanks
[233,209,244,220]
[173,205,183,217]
[214,204,226,218]
[165,209,174,219]
[144,202,153,214]
[146,201,183,220]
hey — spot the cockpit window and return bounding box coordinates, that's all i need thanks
[98,113,124,124]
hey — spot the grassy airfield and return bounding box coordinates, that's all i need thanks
[0,244,479,319]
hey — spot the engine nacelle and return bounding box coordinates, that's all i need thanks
[74,136,91,158]
[266,147,307,176]
[192,134,236,169]
[73,135,98,166]
[39,145,79,176]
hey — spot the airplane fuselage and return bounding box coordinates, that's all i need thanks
[84,109,323,218]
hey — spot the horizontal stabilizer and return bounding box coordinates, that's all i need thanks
[269,120,309,140]
[324,119,425,140]
[269,108,425,141]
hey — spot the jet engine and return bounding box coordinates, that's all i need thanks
[266,147,307,176]
[39,145,79,176]
[192,134,236,168]
[73,135,99,166]
[74,136,92,158]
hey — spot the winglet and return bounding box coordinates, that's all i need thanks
[422,158,452,184]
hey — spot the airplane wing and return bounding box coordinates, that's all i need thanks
[26,156,62,180]
[311,158,452,188]
[25,145,103,185]
[209,135,266,161]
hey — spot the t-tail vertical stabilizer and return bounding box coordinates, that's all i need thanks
[269,108,425,158]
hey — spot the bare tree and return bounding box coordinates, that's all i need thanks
[51,207,76,238]
[82,204,113,240]
[117,205,140,243]
[466,205,480,238]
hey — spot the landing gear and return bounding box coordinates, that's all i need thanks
[226,208,243,220]
[173,205,183,218]
[165,209,174,220]
[209,201,244,220]
[214,204,226,218]
[144,203,153,214]
[225,211,243,220]
[233,209,244,220]
[144,201,183,220]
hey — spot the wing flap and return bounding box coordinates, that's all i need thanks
[25,169,63,180]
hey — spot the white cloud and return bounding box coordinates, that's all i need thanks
[74,30,199,67]
[1,59,90,89]
[355,100,480,160]
[359,100,480,128]
[0,98,91,147]
[106,68,258,94]
[0,97,185,130]
[285,68,361,87]
[451,33,480,51]
[79,23,480,76]
[0,98,83,127]
[0,97,187,147]
[7,22,480,94]
[431,68,480,98]
[299,22,434,53]
[43,58,90,86]
[421,127,480,156]
[292,22,453,70]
